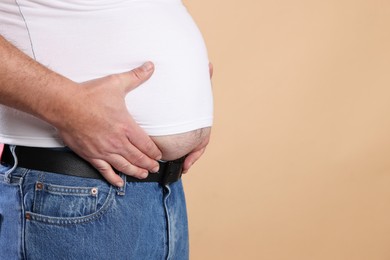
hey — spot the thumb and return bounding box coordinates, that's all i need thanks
[117,62,155,93]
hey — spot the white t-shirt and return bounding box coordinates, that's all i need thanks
[0,0,213,147]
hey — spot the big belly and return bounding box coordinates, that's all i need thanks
[152,127,211,160]
[14,1,213,149]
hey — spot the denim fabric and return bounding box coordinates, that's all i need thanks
[0,150,189,260]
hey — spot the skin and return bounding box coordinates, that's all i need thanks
[0,35,212,186]
[182,63,213,174]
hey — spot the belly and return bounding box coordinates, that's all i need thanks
[1,0,213,147]
[152,127,211,160]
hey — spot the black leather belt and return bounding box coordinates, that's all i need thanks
[1,145,184,185]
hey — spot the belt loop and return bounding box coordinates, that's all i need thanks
[116,173,127,196]
[4,145,18,183]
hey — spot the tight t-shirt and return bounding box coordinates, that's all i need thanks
[0,0,213,147]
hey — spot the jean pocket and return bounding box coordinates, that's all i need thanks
[32,182,99,218]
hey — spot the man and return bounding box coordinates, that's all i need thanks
[0,1,213,259]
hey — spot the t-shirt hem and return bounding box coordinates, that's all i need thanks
[143,118,213,136]
[0,135,65,148]
[0,118,213,146]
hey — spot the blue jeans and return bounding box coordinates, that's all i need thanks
[0,148,189,260]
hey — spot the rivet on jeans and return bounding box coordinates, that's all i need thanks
[91,188,98,196]
[35,182,43,190]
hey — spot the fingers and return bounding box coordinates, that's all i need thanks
[182,147,206,174]
[115,62,155,93]
[125,122,162,161]
[182,128,211,173]
[90,153,153,187]
[109,153,151,177]
[110,61,162,163]
[106,61,162,172]
[119,139,160,173]
[89,159,125,187]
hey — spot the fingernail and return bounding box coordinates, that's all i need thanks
[140,171,149,179]
[142,62,153,72]
[116,181,124,188]
[152,165,159,173]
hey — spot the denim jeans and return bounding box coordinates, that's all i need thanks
[0,148,189,260]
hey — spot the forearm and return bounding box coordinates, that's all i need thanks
[0,35,78,128]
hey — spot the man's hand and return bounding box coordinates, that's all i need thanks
[58,62,162,187]
[0,35,212,183]
[0,37,161,187]
[182,62,214,173]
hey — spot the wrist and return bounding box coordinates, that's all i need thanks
[38,78,81,130]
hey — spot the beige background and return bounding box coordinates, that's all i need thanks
[183,0,390,259]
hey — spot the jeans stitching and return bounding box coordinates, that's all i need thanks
[33,182,99,216]
[26,185,115,226]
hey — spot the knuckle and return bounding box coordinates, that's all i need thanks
[132,153,147,166]
[144,139,157,153]
[106,74,122,85]
[92,161,113,177]
[130,68,143,81]
[115,161,132,173]
[95,164,111,173]
[109,139,123,151]
[106,135,127,152]
[123,166,147,179]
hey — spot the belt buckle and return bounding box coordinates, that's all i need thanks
[162,160,183,186]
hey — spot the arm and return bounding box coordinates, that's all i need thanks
[0,35,162,187]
